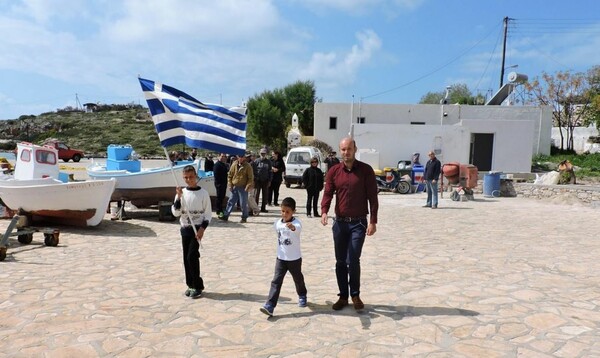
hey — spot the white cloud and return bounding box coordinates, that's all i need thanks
[291,0,423,15]
[102,0,282,44]
[299,30,382,87]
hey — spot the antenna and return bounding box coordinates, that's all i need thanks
[75,93,82,110]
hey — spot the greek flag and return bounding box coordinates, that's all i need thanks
[138,77,247,155]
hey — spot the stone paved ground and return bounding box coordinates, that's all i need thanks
[1,186,599,357]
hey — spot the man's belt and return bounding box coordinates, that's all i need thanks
[334,216,366,223]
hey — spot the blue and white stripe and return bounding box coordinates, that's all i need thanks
[138,78,247,155]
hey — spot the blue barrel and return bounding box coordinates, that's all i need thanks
[411,164,424,185]
[483,172,501,197]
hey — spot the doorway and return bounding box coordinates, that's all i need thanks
[470,133,494,171]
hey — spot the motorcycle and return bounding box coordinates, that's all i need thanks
[375,168,412,194]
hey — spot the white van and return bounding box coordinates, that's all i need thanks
[284,146,327,187]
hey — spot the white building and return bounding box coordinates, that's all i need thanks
[313,103,553,173]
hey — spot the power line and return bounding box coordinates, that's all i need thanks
[361,19,503,100]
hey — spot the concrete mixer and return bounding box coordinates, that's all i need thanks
[441,162,478,200]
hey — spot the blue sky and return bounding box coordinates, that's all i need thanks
[1,0,600,120]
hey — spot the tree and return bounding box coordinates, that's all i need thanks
[524,70,594,151]
[419,83,484,105]
[246,81,317,153]
[583,66,600,129]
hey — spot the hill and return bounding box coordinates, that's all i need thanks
[0,106,170,157]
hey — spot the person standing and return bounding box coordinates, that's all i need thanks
[253,148,272,213]
[212,153,229,216]
[302,157,324,217]
[268,150,286,206]
[320,137,378,311]
[324,151,340,172]
[219,153,254,223]
[204,154,214,172]
[172,165,212,299]
[260,197,308,316]
[423,151,441,209]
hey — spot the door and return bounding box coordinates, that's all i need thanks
[470,133,494,171]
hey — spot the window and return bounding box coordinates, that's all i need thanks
[329,117,337,129]
[20,149,31,162]
[36,150,57,165]
[357,117,365,124]
[410,121,425,125]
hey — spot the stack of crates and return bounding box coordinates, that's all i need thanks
[106,145,141,172]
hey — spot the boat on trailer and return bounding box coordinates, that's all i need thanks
[86,145,217,208]
[0,142,116,227]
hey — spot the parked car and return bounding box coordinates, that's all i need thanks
[284,146,327,187]
[42,140,85,162]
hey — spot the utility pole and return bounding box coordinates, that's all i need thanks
[499,16,511,89]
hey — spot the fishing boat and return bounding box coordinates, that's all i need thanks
[86,145,217,208]
[0,142,116,226]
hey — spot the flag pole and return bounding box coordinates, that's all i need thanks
[163,147,199,238]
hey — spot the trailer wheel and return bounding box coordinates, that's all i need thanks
[285,182,291,188]
[0,247,6,261]
[44,233,59,247]
[396,181,412,194]
[18,233,33,244]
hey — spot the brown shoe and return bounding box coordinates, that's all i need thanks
[332,297,348,310]
[351,296,364,310]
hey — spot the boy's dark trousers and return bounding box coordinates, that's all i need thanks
[266,258,307,308]
[181,226,204,291]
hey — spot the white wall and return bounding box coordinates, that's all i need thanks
[551,125,599,153]
[314,102,552,173]
[352,124,469,169]
[461,119,534,173]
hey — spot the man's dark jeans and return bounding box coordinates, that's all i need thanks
[332,218,367,299]
[215,183,227,214]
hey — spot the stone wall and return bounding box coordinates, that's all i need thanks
[513,182,600,207]
[445,179,600,207]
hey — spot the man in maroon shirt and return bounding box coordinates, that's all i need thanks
[320,137,378,311]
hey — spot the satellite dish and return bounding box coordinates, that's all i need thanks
[508,72,528,83]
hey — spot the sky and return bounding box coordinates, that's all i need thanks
[1,0,600,120]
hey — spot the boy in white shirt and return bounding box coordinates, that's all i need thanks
[172,165,212,299]
[260,197,307,316]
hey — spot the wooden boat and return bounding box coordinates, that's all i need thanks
[0,143,116,226]
[86,145,217,207]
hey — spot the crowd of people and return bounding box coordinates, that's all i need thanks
[171,138,390,316]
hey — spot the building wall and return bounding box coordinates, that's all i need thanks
[314,102,552,173]
[551,125,599,153]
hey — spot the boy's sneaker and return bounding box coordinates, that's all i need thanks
[240,218,247,223]
[184,288,192,297]
[298,296,307,307]
[218,214,228,221]
[260,303,274,316]
[189,288,202,299]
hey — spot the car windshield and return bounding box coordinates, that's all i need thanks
[287,152,311,164]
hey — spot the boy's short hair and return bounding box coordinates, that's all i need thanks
[281,197,296,211]
[183,165,197,174]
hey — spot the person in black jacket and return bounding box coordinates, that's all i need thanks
[423,151,441,209]
[268,150,286,206]
[302,157,324,217]
[253,148,273,213]
[212,153,229,215]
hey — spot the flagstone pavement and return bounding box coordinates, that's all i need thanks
[1,186,599,357]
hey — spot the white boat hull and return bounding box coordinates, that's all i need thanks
[0,178,116,227]
[87,163,219,207]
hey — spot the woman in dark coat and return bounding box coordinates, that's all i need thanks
[302,157,324,217]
